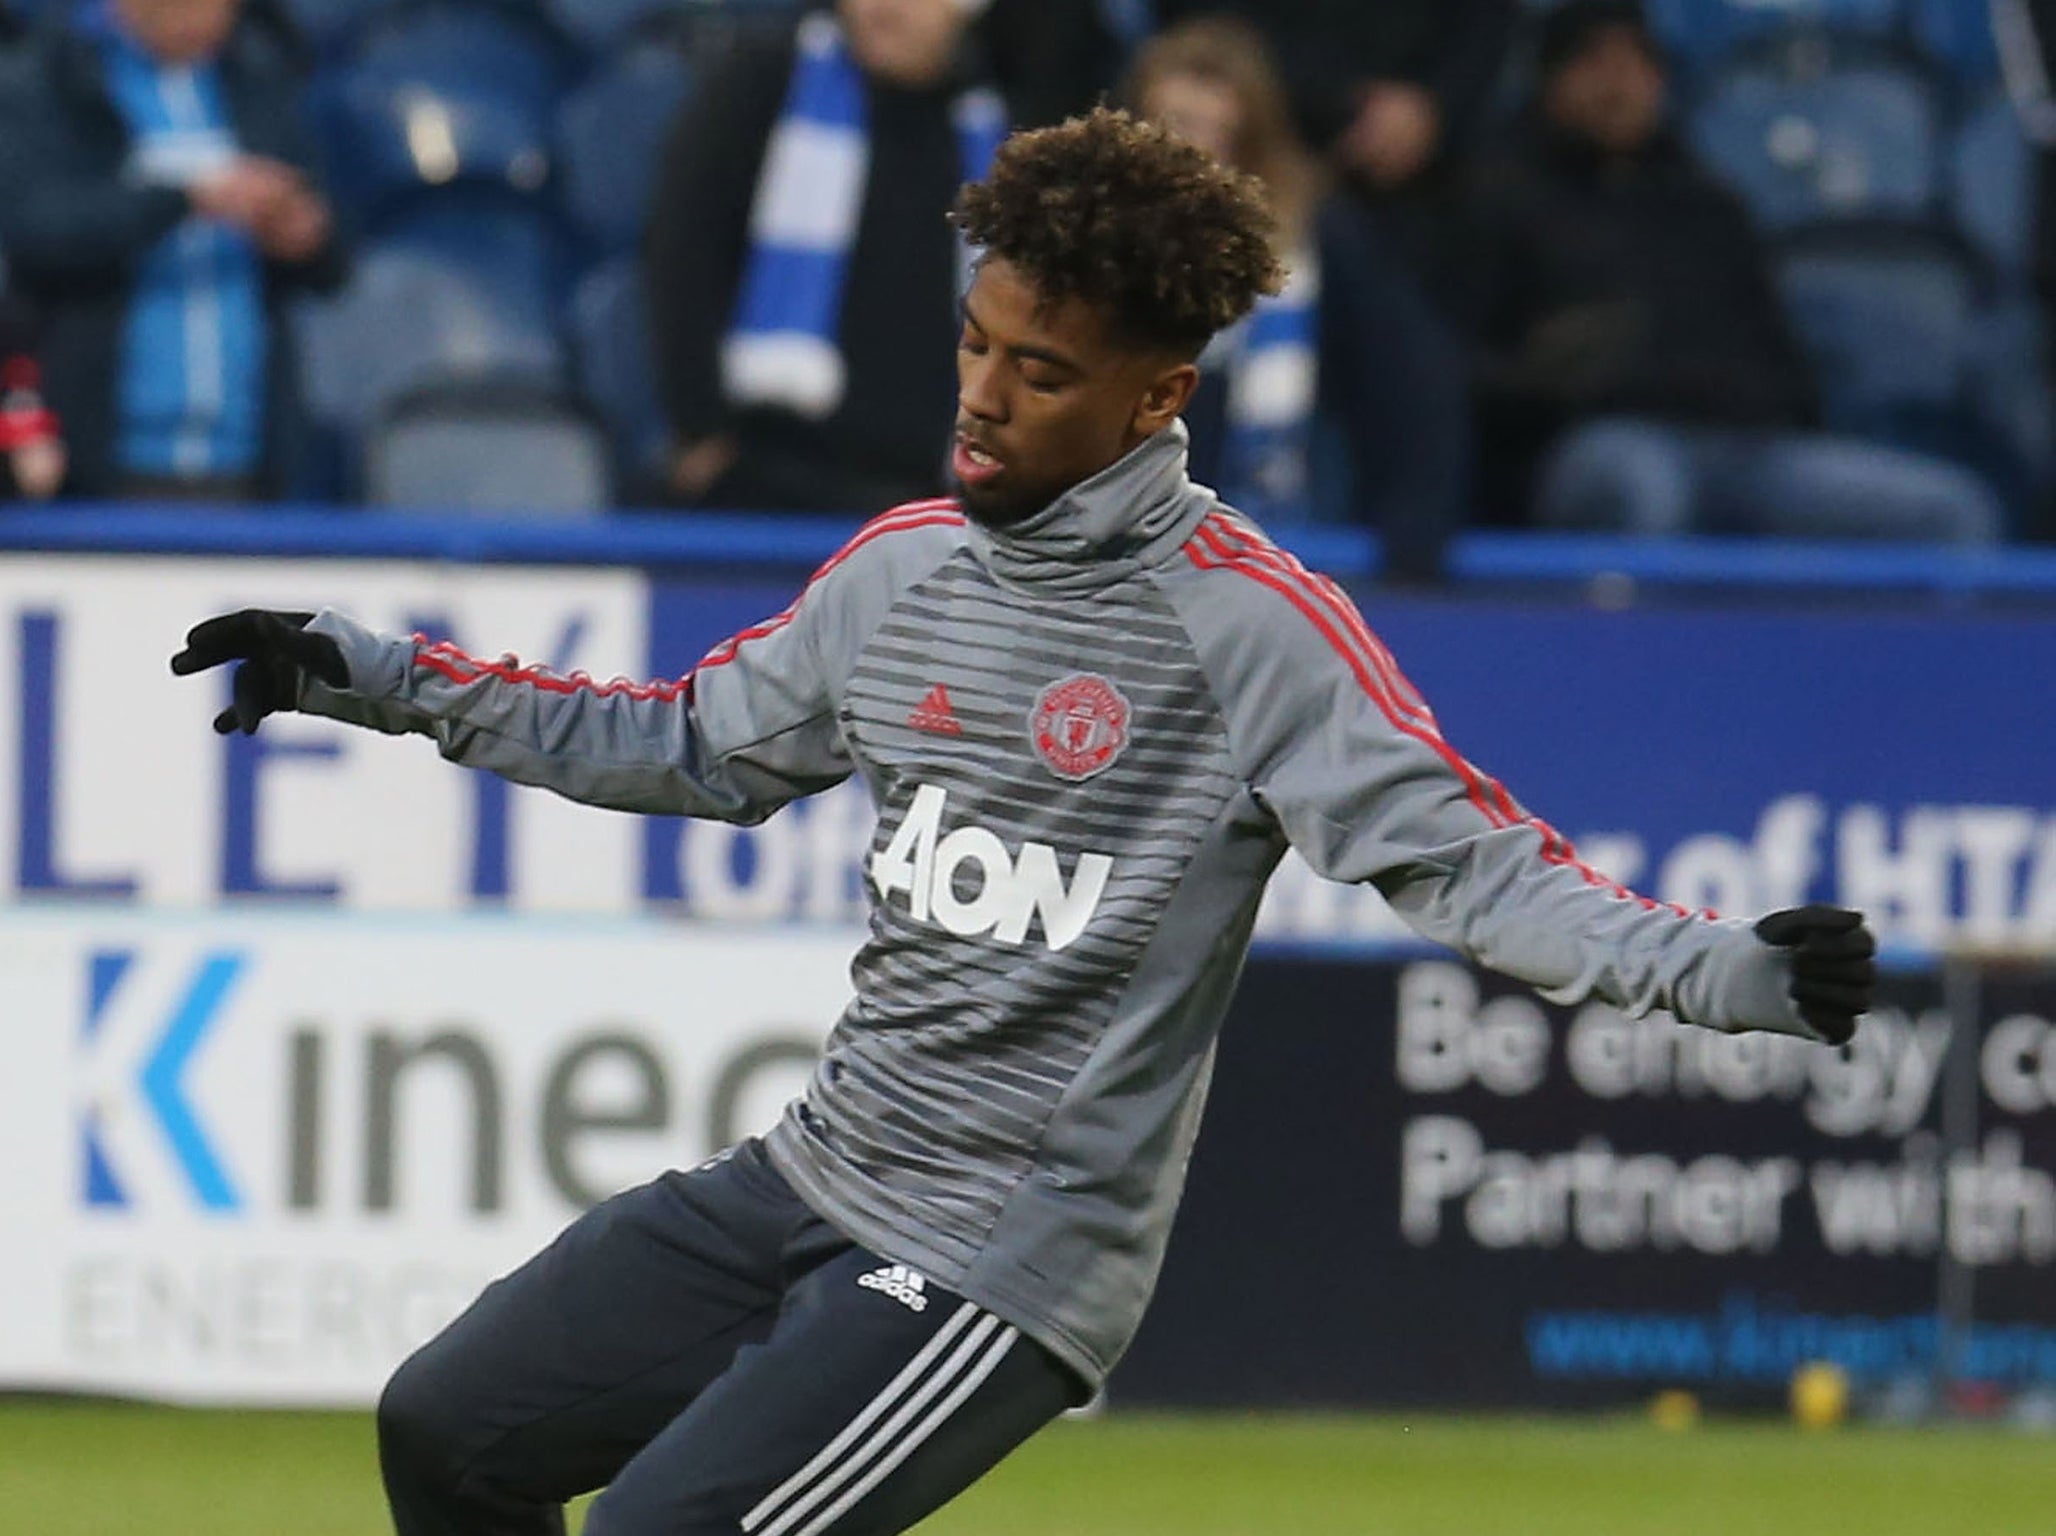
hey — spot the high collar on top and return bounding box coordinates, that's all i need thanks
[963,421,1216,595]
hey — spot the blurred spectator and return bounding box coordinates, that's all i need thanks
[1126,17,1469,579]
[0,290,66,499]
[1461,0,2002,542]
[1152,0,1518,199]
[1999,0,2056,538]
[0,0,344,501]
[645,0,1005,513]
[977,0,1123,129]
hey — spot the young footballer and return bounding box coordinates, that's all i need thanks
[172,109,1875,1536]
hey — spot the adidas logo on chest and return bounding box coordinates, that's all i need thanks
[857,1263,930,1312]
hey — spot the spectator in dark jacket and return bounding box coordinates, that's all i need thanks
[1152,0,1518,195]
[645,0,1004,513]
[1998,0,2056,538]
[0,290,65,499]
[976,0,1124,130]
[0,0,343,500]
[1462,0,2001,540]
[1127,16,1469,579]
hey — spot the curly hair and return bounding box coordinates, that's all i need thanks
[953,107,1284,358]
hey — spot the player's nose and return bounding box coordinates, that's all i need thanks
[957,354,1008,424]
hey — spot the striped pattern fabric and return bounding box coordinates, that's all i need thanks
[721,13,1005,419]
[743,1301,1018,1536]
[775,546,1240,1275]
[97,23,266,478]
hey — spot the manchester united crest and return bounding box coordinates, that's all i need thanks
[1029,673,1131,782]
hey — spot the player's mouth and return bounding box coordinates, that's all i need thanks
[952,431,1006,489]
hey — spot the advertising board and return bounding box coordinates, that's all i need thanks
[0,909,859,1405]
[1116,956,2056,1408]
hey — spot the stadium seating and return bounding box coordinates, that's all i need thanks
[297,242,564,439]
[571,255,671,496]
[1953,90,2032,281]
[546,0,680,56]
[1965,294,2055,517]
[377,188,572,315]
[350,0,578,105]
[321,66,555,220]
[170,0,2049,524]
[1775,223,1980,437]
[1909,0,2002,85]
[1690,60,1942,229]
[555,41,693,255]
[270,0,388,56]
[1648,0,1904,72]
[365,378,613,512]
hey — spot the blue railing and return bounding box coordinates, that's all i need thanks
[6,503,2056,598]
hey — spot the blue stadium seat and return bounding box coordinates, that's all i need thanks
[320,4,578,222]
[351,1,577,108]
[1909,0,2001,84]
[545,0,685,55]
[1953,92,2031,279]
[571,255,670,495]
[1690,62,1941,229]
[322,70,555,219]
[1651,0,1903,71]
[1775,226,1979,436]
[366,380,612,513]
[556,42,691,255]
[270,0,390,55]
[373,189,573,317]
[297,243,565,445]
[1968,297,2055,513]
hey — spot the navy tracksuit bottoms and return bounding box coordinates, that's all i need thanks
[377,1139,1081,1536]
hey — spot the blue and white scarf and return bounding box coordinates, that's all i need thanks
[89,1,268,477]
[1217,249,1321,524]
[722,12,1006,420]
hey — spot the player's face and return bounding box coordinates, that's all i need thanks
[952,258,1199,528]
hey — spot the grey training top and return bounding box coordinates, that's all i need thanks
[300,423,1814,1388]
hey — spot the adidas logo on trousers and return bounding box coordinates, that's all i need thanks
[857,1263,929,1312]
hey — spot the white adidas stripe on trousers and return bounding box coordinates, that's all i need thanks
[742,1302,1020,1536]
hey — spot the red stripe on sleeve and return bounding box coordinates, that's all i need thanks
[408,502,965,703]
[1186,513,1684,916]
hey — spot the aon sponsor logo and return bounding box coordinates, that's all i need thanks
[870,784,1113,952]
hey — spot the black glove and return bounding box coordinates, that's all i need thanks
[169,609,348,736]
[1753,904,1877,1047]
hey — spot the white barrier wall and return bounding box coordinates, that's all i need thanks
[0,557,651,912]
[0,908,861,1405]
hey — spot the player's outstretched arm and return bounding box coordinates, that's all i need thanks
[169,600,851,824]
[1169,533,1876,1044]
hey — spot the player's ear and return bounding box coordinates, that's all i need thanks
[1132,360,1200,439]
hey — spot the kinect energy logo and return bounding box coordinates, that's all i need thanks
[80,949,246,1212]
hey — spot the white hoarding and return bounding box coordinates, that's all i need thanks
[0,908,862,1405]
[0,556,651,913]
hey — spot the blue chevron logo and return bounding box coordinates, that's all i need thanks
[81,950,247,1212]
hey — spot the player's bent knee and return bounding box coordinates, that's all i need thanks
[375,1350,467,1480]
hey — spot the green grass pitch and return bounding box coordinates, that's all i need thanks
[4,1401,2053,1535]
